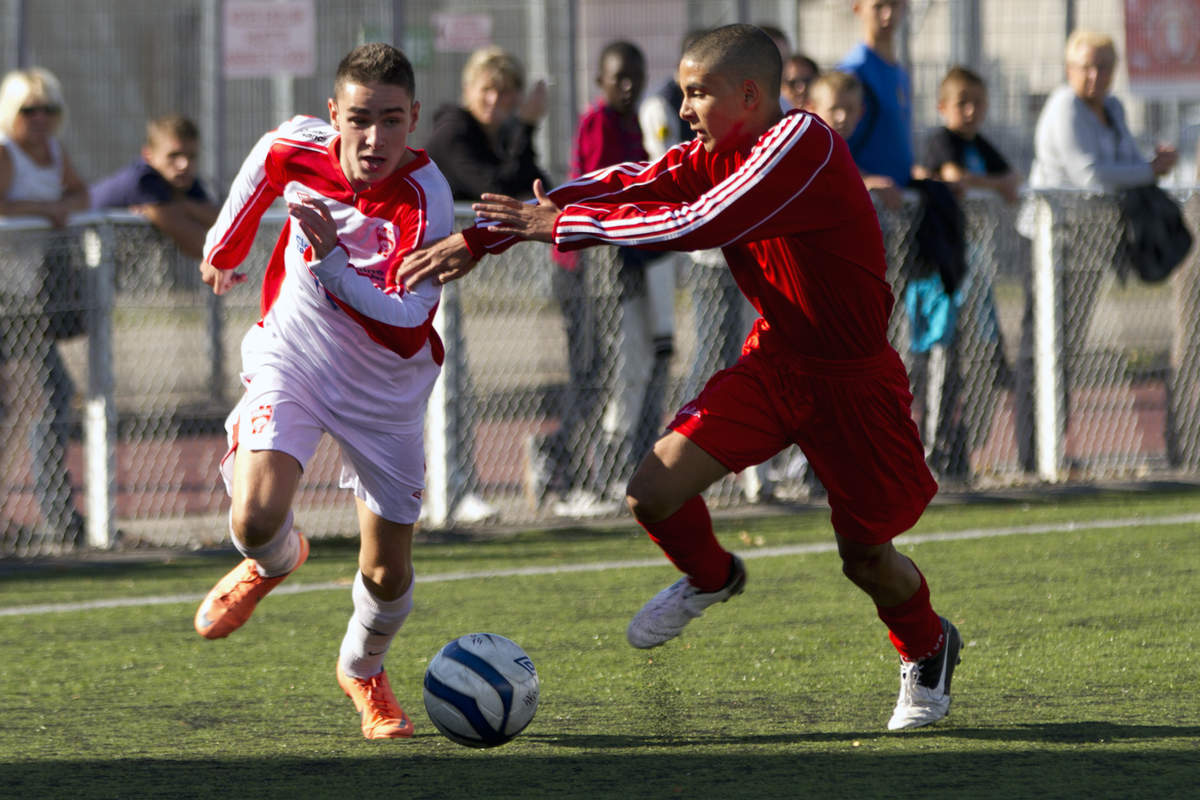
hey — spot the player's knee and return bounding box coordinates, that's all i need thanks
[839,547,887,588]
[229,503,289,548]
[625,475,671,523]
[361,563,413,601]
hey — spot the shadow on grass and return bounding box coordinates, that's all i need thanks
[3,723,1198,800]
[528,720,1200,748]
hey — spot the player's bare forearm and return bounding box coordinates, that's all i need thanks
[472,178,559,243]
[395,232,480,287]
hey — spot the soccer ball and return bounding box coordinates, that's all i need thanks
[422,633,540,747]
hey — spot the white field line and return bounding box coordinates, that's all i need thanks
[3,512,1198,618]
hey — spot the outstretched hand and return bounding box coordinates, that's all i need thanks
[473,179,560,243]
[287,196,339,260]
[394,232,479,287]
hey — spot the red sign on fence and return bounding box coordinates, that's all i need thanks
[1125,0,1200,96]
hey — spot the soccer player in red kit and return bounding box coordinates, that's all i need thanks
[194,43,453,740]
[399,24,961,731]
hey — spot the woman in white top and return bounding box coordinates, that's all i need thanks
[1016,32,1179,472]
[1029,31,1176,191]
[0,67,88,222]
[0,67,90,547]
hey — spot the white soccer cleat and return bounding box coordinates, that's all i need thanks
[887,616,963,731]
[451,493,500,525]
[626,555,747,649]
[551,488,622,519]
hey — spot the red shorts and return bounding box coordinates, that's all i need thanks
[669,344,937,545]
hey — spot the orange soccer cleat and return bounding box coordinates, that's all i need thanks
[337,661,415,739]
[193,533,310,639]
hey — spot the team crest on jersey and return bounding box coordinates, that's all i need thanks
[376,222,397,257]
[250,404,274,435]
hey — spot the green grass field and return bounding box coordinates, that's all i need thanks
[2,489,1198,799]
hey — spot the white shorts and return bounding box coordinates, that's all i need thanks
[220,366,425,524]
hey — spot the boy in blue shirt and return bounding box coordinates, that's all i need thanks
[836,0,913,189]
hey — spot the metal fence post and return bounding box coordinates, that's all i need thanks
[82,221,116,548]
[423,289,454,527]
[1032,194,1062,481]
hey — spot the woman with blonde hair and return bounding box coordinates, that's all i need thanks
[0,67,89,224]
[423,47,551,523]
[0,66,90,547]
[426,46,549,201]
[1016,32,1179,471]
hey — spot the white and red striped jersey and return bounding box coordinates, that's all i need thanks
[203,115,453,433]
[464,110,892,361]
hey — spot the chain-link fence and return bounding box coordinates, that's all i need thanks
[1,190,1197,555]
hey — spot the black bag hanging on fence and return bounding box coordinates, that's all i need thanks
[910,178,968,294]
[1115,184,1194,284]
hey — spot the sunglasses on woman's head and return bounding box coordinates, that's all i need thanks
[19,104,61,116]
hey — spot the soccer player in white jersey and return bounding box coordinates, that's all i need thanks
[192,43,454,740]
[401,25,961,732]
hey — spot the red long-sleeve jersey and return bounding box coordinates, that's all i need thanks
[464,110,892,361]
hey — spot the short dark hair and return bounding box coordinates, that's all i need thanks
[939,65,987,99]
[335,42,415,96]
[598,40,645,71]
[683,24,782,99]
[680,29,708,57]
[146,114,199,146]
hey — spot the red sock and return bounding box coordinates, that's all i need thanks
[639,495,732,592]
[876,572,944,661]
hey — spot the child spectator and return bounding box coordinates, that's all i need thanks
[547,40,675,518]
[90,114,219,259]
[837,0,914,190]
[910,66,1018,478]
[923,67,1020,203]
[804,70,902,208]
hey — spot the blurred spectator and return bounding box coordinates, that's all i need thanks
[426,46,552,524]
[0,66,89,545]
[1016,30,1177,471]
[781,54,819,110]
[804,70,902,207]
[90,114,219,259]
[913,66,1019,478]
[426,46,550,202]
[838,3,976,479]
[1027,32,1176,193]
[837,0,914,191]
[924,68,1021,202]
[549,40,673,519]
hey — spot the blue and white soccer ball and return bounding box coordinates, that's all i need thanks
[422,633,540,748]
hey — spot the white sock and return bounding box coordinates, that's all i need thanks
[232,511,300,577]
[338,570,414,679]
